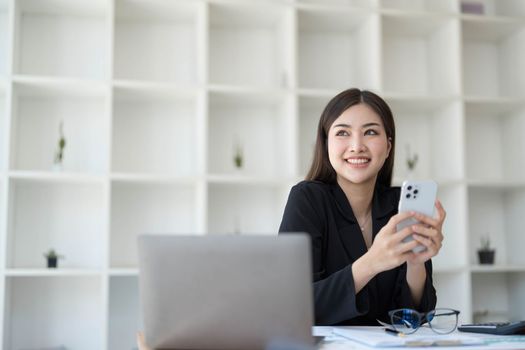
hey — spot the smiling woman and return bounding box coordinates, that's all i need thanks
[279,88,446,326]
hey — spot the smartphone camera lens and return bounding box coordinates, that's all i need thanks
[406,194,411,199]
[414,189,418,194]
[407,186,413,191]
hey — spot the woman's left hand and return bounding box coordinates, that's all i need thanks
[406,199,446,265]
[137,332,152,350]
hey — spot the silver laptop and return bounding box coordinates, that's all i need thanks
[137,234,314,350]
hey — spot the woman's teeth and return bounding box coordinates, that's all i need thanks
[347,158,370,164]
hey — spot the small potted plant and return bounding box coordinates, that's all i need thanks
[44,249,64,268]
[406,144,418,176]
[53,120,66,171]
[233,139,244,170]
[478,236,495,265]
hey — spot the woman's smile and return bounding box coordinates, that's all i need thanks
[345,156,371,168]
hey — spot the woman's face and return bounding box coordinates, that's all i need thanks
[327,103,391,187]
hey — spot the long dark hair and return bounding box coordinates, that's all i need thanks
[305,88,396,187]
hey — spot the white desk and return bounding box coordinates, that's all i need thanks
[315,327,525,350]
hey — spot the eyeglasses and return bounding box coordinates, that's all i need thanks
[388,308,460,335]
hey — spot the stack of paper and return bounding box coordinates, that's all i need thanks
[332,326,484,347]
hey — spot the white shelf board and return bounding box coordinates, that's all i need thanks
[13,75,108,97]
[385,94,459,112]
[208,84,289,100]
[206,174,290,186]
[298,4,370,31]
[392,177,465,187]
[464,97,525,116]
[209,1,285,28]
[110,173,197,185]
[295,2,374,13]
[109,268,138,277]
[380,7,456,18]
[470,265,525,273]
[297,88,341,98]
[115,0,198,21]
[5,268,103,277]
[433,266,467,274]
[16,0,108,17]
[113,79,199,99]
[382,11,452,37]
[467,179,525,189]
[8,170,106,184]
[461,13,525,23]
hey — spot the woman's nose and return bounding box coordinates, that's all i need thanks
[349,135,366,153]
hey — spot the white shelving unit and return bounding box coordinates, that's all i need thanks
[1,0,525,348]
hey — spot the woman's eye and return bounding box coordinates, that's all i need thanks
[336,130,349,136]
[365,129,379,136]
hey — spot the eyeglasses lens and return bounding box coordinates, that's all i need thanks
[427,309,458,334]
[391,309,420,334]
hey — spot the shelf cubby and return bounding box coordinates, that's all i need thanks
[461,0,525,18]
[3,276,103,350]
[465,102,525,181]
[110,181,197,268]
[13,0,109,79]
[112,85,198,176]
[380,0,457,14]
[6,179,106,269]
[388,98,464,182]
[297,0,376,8]
[114,0,201,84]
[432,185,469,270]
[468,187,525,266]
[10,80,110,173]
[208,2,291,88]
[297,7,379,90]
[208,90,294,178]
[108,275,142,350]
[462,18,525,98]
[298,95,328,176]
[0,0,8,78]
[207,183,289,234]
[471,272,525,323]
[433,271,471,324]
[382,14,460,96]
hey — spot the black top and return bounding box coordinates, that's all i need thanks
[278,180,436,326]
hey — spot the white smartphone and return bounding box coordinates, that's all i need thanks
[396,180,438,253]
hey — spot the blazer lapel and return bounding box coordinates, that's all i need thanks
[330,183,368,262]
[330,183,399,262]
[372,185,398,240]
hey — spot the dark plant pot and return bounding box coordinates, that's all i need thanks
[47,257,58,268]
[478,250,495,265]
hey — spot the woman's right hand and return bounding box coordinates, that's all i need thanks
[137,332,152,350]
[365,211,421,274]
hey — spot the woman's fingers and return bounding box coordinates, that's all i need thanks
[396,238,421,254]
[412,233,439,255]
[412,212,440,229]
[412,224,440,240]
[411,200,446,229]
[392,225,417,244]
[387,211,416,231]
[137,332,151,350]
[435,199,447,221]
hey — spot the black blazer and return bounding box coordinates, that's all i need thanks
[279,180,436,326]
